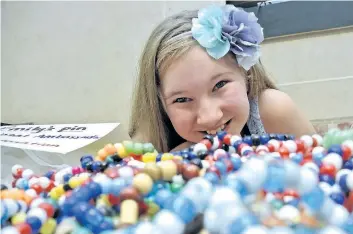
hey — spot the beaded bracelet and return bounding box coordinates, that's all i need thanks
[1,129,353,234]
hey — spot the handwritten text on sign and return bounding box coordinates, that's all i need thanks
[0,123,119,154]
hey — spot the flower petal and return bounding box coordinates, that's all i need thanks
[192,19,219,48]
[236,50,261,71]
[206,39,230,60]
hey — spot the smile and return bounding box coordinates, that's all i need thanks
[200,119,232,135]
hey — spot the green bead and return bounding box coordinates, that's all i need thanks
[123,141,134,154]
[271,199,283,210]
[147,201,159,217]
[170,183,183,193]
[143,143,155,153]
[133,143,143,155]
[106,156,114,164]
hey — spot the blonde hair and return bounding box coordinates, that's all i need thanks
[129,10,277,152]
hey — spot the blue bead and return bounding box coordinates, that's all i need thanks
[154,189,173,208]
[277,134,285,141]
[328,144,343,156]
[286,198,300,207]
[339,174,350,192]
[227,213,259,234]
[156,153,163,162]
[80,155,93,162]
[92,161,103,172]
[44,170,55,179]
[344,159,353,170]
[330,192,345,205]
[319,174,335,186]
[165,195,197,223]
[225,175,248,198]
[301,186,325,212]
[111,178,126,196]
[86,182,102,198]
[94,220,115,233]
[263,162,285,193]
[230,157,242,171]
[260,134,270,145]
[63,173,73,183]
[26,216,42,233]
[217,131,227,141]
[61,197,78,216]
[73,187,92,201]
[232,140,242,151]
[82,207,105,230]
[203,172,219,185]
[72,202,91,221]
[289,135,296,140]
[312,152,325,166]
[291,153,303,164]
[242,136,252,146]
[187,152,197,160]
[215,161,227,176]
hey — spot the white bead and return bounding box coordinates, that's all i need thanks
[326,205,349,226]
[27,207,47,224]
[331,184,343,194]
[118,166,134,179]
[11,164,23,174]
[230,135,242,145]
[1,226,20,234]
[25,189,38,197]
[342,140,353,152]
[265,193,275,203]
[318,226,347,234]
[300,135,313,148]
[201,160,210,170]
[242,226,269,234]
[39,177,50,189]
[312,134,323,146]
[256,145,269,153]
[322,153,343,171]
[283,161,300,187]
[228,146,236,154]
[3,199,19,216]
[320,197,336,221]
[209,186,242,207]
[22,169,34,179]
[58,195,66,206]
[193,143,207,154]
[211,136,220,150]
[312,146,326,155]
[28,177,40,187]
[296,167,318,195]
[135,221,163,234]
[238,158,268,193]
[54,171,65,184]
[346,172,353,191]
[302,162,319,174]
[268,139,280,151]
[172,175,184,185]
[318,182,332,195]
[92,173,110,184]
[335,169,351,184]
[275,205,300,222]
[30,198,45,208]
[283,140,297,153]
[241,145,253,155]
[153,210,185,234]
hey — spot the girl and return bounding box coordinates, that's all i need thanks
[129,4,315,152]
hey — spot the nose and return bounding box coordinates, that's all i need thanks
[196,100,223,129]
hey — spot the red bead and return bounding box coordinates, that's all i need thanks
[344,191,353,213]
[319,163,336,177]
[300,158,313,166]
[267,144,275,153]
[283,189,300,198]
[15,223,32,234]
[132,154,142,161]
[138,201,148,215]
[295,140,305,153]
[278,146,290,159]
[238,143,249,152]
[200,139,212,150]
[304,152,313,160]
[46,181,56,192]
[31,184,43,194]
[223,134,232,145]
[38,203,55,217]
[72,167,81,175]
[342,145,352,161]
[312,138,318,147]
[13,168,24,179]
[223,159,233,172]
[108,194,121,205]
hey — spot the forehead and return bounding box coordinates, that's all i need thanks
[160,46,241,96]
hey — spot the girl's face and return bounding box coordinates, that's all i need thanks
[160,46,250,144]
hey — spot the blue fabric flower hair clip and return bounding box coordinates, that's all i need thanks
[191,4,264,71]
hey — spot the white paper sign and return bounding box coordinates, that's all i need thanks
[0,123,119,154]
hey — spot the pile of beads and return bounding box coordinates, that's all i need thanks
[1,129,353,234]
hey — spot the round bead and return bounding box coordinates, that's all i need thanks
[39,218,56,234]
[230,135,242,145]
[132,173,153,195]
[346,172,353,191]
[118,166,134,179]
[193,143,207,155]
[322,153,343,171]
[283,140,297,153]
[153,210,185,234]
[2,226,20,234]
[181,164,200,181]
[300,135,313,148]
[21,169,34,180]
[27,207,47,224]
[312,134,323,146]
[268,139,280,151]
[211,137,220,150]
[12,165,23,175]
[159,161,177,181]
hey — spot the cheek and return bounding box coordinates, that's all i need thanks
[166,108,194,132]
[221,84,249,113]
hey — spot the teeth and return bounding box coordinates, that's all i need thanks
[206,124,226,135]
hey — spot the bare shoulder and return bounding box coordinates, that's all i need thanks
[170,141,194,152]
[258,89,316,136]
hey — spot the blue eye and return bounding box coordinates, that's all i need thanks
[173,97,191,103]
[213,80,228,91]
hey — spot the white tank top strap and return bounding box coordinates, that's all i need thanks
[247,97,266,135]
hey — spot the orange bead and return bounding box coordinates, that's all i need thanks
[31,184,43,194]
[278,146,290,159]
[223,134,232,145]
[97,149,108,160]
[295,139,305,153]
[16,223,32,234]
[200,139,212,150]
[104,143,117,155]
[319,163,336,177]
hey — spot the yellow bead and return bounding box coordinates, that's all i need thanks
[115,143,128,158]
[40,218,57,234]
[147,202,159,217]
[78,174,89,185]
[56,184,65,196]
[161,153,174,161]
[97,195,111,207]
[68,177,80,189]
[173,156,183,161]
[142,152,157,163]
[11,212,26,225]
[120,199,138,225]
[132,173,153,195]
[49,189,60,200]
[159,160,177,181]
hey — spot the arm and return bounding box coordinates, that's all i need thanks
[259,89,316,137]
